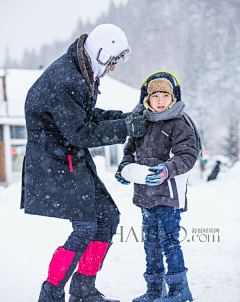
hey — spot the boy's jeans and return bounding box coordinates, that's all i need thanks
[141,205,185,275]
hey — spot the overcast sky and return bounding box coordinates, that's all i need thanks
[0,0,129,66]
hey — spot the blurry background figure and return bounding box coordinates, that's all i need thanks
[199,150,209,179]
[207,160,221,181]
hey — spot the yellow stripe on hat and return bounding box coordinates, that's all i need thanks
[141,71,181,88]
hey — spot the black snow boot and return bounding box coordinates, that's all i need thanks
[154,269,193,302]
[38,281,65,302]
[69,272,120,302]
[132,271,167,302]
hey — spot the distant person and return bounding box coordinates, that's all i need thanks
[21,24,146,302]
[207,160,221,181]
[116,72,199,302]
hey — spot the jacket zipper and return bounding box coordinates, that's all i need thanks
[167,179,174,198]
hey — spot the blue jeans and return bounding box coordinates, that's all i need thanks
[141,205,185,275]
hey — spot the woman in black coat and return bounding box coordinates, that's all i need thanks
[21,24,144,302]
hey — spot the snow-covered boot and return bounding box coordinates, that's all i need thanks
[69,272,120,302]
[132,271,167,302]
[154,269,193,302]
[38,281,65,302]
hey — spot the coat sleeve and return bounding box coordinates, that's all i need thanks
[120,137,136,165]
[92,108,128,123]
[49,82,127,148]
[163,120,198,178]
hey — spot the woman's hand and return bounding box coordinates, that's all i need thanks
[125,113,147,137]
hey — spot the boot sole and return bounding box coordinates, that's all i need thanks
[69,295,120,302]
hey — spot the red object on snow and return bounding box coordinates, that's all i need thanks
[77,241,109,276]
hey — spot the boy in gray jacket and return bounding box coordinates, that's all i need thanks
[116,72,198,302]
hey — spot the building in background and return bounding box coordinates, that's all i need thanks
[0,68,44,185]
[0,68,139,186]
[94,74,139,171]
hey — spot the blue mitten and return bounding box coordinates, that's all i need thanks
[115,164,130,185]
[145,164,169,186]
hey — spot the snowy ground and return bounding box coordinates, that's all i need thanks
[0,157,240,302]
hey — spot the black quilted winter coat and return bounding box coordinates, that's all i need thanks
[21,35,127,221]
[120,117,197,211]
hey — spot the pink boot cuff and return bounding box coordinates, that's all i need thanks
[77,241,109,276]
[47,247,76,286]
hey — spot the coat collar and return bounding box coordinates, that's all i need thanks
[132,101,186,122]
[77,34,100,97]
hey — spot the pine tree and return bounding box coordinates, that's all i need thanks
[223,116,240,163]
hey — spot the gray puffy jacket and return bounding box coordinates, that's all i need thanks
[120,117,198,211]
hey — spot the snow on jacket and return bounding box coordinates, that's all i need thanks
[120,115,198,211]
[21,34,128,221]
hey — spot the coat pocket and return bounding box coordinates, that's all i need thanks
[46,141,85,167]
[46,141,68,164]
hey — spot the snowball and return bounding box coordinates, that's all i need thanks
[121,163,150,184]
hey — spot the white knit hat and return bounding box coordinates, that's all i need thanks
[84,24,131,79]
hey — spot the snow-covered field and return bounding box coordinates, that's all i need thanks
[0,157,240,302]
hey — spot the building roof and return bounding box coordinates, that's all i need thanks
[0,68,139,124]
[0,68,44,119]
[96,76,139,112]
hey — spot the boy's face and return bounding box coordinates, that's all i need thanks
[149,92,173,112]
